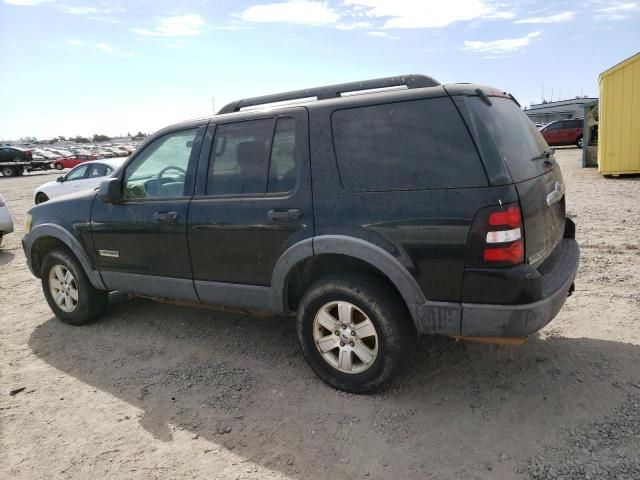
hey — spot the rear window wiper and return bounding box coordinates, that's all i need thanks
[530,149,554,162]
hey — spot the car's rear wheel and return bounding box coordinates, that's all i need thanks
[577,136,583,148]
[55,163,64,170]
[41,248,108,325]
[297,273,416,393]
[1,166,17,177]
[35,192,49,204]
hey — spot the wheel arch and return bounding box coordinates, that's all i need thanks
[27,224,105,290]
[271,235,425,313]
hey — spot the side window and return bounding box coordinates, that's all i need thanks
[268,117,297,193]
[105,166,113,175]
[66,165,89,181]
[207,119,273,195]
[332,98,486,192]
[123,128,197,199]
[89,164,107,177]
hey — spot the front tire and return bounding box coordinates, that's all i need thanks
[41,248,108,325]
[577,136,583,148]
[55,163,64,170]
[297,273,416,393]
[1,166,17,177]
[35,192,49,204]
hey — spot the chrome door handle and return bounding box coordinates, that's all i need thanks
[154,211,179,222]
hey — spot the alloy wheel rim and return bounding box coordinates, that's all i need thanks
[48,264,79,313]
[312,301,379,374]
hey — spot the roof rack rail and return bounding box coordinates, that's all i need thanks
[217,74,440,114]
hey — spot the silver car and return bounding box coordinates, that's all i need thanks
[0,194,14,247]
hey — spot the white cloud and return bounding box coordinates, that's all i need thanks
[336,21,373,30]
[60,5,111,15]
[342,0,513,28]
[3,0,51,5]
[594,2,639,20]
[239,0,340,25]
[463,31,541,54]
[64,39,132,58]
[514,11,575,24]
[366,31,398,39]
[132,14,206,37]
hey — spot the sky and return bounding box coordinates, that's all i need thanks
[0,0,638,140]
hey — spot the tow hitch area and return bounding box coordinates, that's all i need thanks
[452,336,527,346]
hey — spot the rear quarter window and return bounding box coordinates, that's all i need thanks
[331,97,487,192]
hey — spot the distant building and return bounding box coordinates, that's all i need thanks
[524,97,598,124]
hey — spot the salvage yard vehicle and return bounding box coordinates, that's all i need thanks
[33,158,124,204]
[0,194,14,247]
[22,75,579,393]
[540,119,584,148]
[0,146,51,176]
[53,153,101,170]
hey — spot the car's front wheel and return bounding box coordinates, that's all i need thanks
[35,192,49,204]
[54,163,64,170]
[297,273,416,393]
[41,248,108,325]
[577,136,583,148]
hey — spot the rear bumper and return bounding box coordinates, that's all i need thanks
[460,238,579,336]
[409,237,579,337]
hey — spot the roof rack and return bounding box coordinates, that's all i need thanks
[217,74,440,115]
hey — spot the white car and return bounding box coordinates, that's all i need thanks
[0,194,14,248]
[33,158,125,204]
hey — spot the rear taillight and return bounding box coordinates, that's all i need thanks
[467,203,525,267]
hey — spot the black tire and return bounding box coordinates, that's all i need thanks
[55,163,64,170]
[297,273,416,393]
[1,166,17,177]
[41,248,108,325]
[577,136,583,149]
[16,167,25,176]
[35,192,49,204]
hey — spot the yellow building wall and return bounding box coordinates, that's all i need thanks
[598,52,640,175]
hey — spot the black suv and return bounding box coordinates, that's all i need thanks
[22,75,579,392]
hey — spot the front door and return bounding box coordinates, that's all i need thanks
[91,125,205,301]
[188,109,313,306]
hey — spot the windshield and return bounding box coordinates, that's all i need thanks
[466,96,550,183]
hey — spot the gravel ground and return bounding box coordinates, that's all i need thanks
[1,148,639,480]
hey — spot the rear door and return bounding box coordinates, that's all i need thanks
[188,108,313,296]
[465,96,565,266]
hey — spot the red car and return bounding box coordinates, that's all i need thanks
[540,118,584,148]
[53,154,99,170]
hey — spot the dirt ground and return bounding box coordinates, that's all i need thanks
[1,148,639,480]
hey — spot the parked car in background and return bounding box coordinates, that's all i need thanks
[540,119,584,148]
[34,158,124,204]
[0,146,51,176]
[53,154,101,170]
[0,194,14,247]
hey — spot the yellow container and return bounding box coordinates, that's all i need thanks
[598,52,640,175]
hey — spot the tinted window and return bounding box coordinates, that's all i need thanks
[207,119,273,195]
[331,98,486,192]
[123,128,197,199]
[66,165,89,181]
[467,97,549,183]
[268,118,297,193]
[89,164,107,177]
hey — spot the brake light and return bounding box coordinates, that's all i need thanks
[467,203,525,267]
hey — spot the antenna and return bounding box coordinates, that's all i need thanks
[212,97,215,113]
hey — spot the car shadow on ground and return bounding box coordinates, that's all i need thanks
[0,249,15,267]
[28,296,640,479]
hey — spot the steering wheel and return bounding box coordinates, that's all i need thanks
[156,166,186,183]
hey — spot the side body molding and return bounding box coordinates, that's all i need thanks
[24,223,106,290]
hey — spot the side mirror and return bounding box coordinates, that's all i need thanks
[98,177,122,203]
[56,176,64,182]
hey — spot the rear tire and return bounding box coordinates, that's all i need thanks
[577,136,583,148]
[297,273,416,393]
[35,192,49,204]
[1,166,17,177]
[41,248,108,325]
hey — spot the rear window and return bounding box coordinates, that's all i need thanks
[331,98,487,192]
[466,97,549,183]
